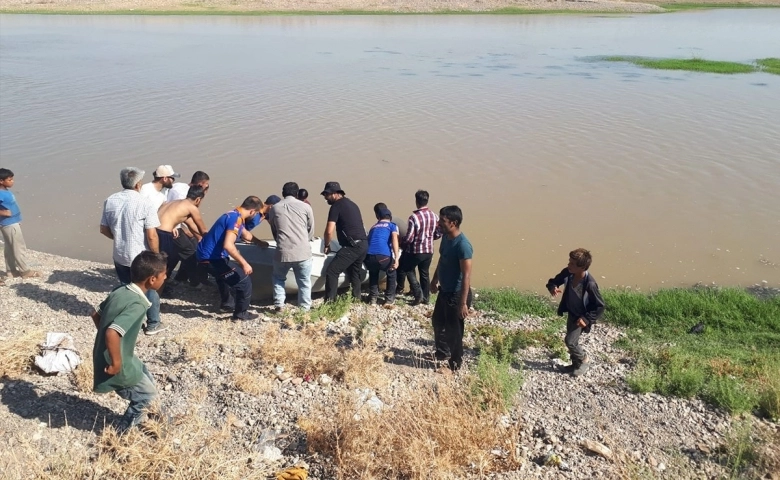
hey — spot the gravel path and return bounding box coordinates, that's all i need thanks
[1,250,778,479]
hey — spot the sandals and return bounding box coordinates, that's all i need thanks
[20,270,42,278]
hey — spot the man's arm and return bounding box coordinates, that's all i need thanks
[241,227,268,248]
[104,329,122,375]
[458,258,472,319]
[323,221,336,254]
[99,225,114,240]
[546,268,569,297]
[391,232,400,270]
[429,257,442,294]
[307,208,315,241]
[223,230,253,275]
[186,208,208,236]
[0,209,11,217]
[402,217,417,247]
[584,282,606,326]
[145,228,159,253]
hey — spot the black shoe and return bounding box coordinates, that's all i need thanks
[232,311,259,321]
[557,364,578,373]
[411,297,423,306]
[219,304,235,313]
[161,285,176,299]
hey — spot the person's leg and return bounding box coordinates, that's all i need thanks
[173,232,197,283]
[431,293,451,361]
[144,288,164,333]
[403,254,425,303]
[564,315,585,368]
[324,246,358,302]
[446,289,472,371]
[384,262,397,303]
[347,243,368,300]
[114,262,132,285]
[207,260,235,310]
[293,258,313,310]
[417,253,433,303]
[365,255,381,304]
[395,251,407,294]
[2,223,33,275]
[398,252,420,300]
[272,260,290,309]
[115,364,158,431]
[228,261,253,319]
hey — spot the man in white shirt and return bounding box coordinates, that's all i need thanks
[100,167,168,335]
[140,165,179,211]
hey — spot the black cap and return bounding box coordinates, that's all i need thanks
[265,195,281,206]
[321,181,345,196]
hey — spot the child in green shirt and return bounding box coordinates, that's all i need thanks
[91,251,167,431]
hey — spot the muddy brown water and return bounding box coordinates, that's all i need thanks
[1,11,779,292]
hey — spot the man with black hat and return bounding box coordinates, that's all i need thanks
[321,181,367,302]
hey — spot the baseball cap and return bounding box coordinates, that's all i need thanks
[153,165,180,178]
[265,195,282,206]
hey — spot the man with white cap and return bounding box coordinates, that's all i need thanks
[141,165,179,211]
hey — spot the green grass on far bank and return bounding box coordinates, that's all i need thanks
[656,2,780,11]
[0,7,650,15]
[604,56,780,75]
[474,286,780,419]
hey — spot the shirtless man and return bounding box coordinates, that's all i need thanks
[156,185,208,295]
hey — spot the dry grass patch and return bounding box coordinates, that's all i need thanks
[300,378,521,479]
[32,399,266,480]
[231,358,275,396]
[71,354,94,393]
[0,328,45,378]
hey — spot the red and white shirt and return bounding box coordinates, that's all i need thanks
[402,207,442,254]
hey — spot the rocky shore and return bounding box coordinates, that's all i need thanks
[1,249,778,479]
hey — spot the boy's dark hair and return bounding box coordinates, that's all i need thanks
[439,205,463,227]
[186,185,206,201]
[569,248,592,270]
[190,171,209,184]
[130,251,168,283]
[373,202,388,217]
[0,168,14,181]
[415,190,429,208]
[297,188,309,200]
[240,196,263,210]
[282,182,300,198]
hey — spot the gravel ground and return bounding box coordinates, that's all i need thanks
[0,0,668,13]
[1,249,778,479]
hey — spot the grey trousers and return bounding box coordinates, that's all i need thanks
[564,315,586,365]
[1,223,31,275]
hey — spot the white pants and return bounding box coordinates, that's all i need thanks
[1,223,31,275]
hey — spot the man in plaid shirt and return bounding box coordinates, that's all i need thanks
[397,190,442,305]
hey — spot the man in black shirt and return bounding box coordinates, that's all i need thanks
[321,181,368,302]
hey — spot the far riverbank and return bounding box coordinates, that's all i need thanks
[2,0,780,15]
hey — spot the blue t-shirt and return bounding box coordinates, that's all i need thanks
[197,210,244,261]
[367,221,398,257]
[438,232,473,293]
[0,189,22,227]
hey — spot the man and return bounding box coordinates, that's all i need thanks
[166,171,210,287]
[167,171,209,203]
[429,206,473,374]
[267,182,315,311]
[141,165,179,211]
[156,185,209,296]
[100,167,167,335]
[321,181,367,302]
[397,190,442,306]
[196,196,267,321]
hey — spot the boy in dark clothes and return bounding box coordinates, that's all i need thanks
[546,248,605,377]
[91,251,168,431]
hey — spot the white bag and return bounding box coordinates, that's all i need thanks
[34,332,82,374]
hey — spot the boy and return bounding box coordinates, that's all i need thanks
[0,168,41,280]
[91,251,168,431]
[365,203,400,305]
[546,248,605,377]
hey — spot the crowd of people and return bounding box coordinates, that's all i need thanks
[1,164,604,432]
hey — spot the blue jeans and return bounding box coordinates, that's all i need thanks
[115,363,158,430]
[272,258,313,310]
[114,262,161,329]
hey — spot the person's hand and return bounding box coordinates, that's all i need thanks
[242,263,253,276]
[577,318,588,329]
[104,363,121,376]
[255,239,269,248]
[459,303,469,320]
[430,281,438,294]
[549,287,561,297]
[172,229,180,239]
[392,260,399,270]
[324,245,331,254]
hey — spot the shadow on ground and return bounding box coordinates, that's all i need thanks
[46,268,118,293]
[0,379,117,433]
[12,283,94,317]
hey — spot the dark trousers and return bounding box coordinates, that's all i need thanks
[364,254,397,300]
[156,229,178,278]
[565,314,586,365]
[203,258,252,316]
[173,230,207,285]
[397,252,433,302]
[325,242,368,302]
[432,289,473,371]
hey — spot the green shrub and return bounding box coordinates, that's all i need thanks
[474,288,556,319]
[703,376,757,414]
[469,353,523,411]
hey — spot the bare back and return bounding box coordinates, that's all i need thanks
[158,199,201,232]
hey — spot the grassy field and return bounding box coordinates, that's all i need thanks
[475,286,780,419]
